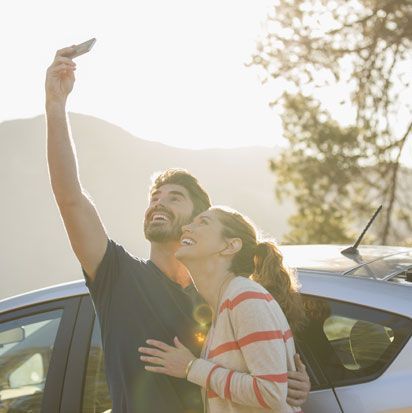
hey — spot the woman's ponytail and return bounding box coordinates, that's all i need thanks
[252,241,306,333]
[214,206,306,333]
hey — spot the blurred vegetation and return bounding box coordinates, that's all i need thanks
[250,0,412,245]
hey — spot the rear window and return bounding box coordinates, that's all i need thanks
[345,251,412,280]
[300,295,412,388]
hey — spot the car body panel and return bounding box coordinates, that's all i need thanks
[298,272,412,318]
[303,389,343,413]
[0,280,87,315]
[334,339,412,413]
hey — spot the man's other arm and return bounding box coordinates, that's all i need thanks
[287,354,311,407]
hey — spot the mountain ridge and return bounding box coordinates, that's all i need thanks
[1,113,292,299]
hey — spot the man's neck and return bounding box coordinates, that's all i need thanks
[150,241,192,288]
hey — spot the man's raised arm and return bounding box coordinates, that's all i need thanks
[45,46,107,281]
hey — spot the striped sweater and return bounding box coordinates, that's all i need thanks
[187,276,304,413]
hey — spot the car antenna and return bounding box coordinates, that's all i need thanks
[341,205,383,257]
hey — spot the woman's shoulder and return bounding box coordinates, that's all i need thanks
[225,276,270,299]
[222,277,289,327]
[224,276,286,315]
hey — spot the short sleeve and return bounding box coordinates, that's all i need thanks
[82,239,128,328]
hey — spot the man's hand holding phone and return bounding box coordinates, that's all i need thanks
[45,38,96,107]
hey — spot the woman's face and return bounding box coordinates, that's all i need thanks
[175,208,228,262]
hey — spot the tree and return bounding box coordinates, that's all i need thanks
[250,0,412,245]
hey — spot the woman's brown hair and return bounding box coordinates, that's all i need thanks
[213,206,306,333]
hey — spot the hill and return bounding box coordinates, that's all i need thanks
[0,113,292,299]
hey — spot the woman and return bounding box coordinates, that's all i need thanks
[139,206,305,412]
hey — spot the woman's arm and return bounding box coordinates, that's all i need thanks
[188,293,293,410]
[139,291,300,411]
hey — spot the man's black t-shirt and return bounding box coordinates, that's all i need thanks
[84,239,206,413]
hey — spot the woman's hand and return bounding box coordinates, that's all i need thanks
[138,337,196,378]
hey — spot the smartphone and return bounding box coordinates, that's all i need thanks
[66,38,96,59]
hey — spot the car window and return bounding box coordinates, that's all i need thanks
[0,309,63,412]
[301,295,412,388]
[323,315,395,370]
[345,251,412,280]
[82,318,112,413]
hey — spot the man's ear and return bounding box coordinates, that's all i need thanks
[221,238,243,256]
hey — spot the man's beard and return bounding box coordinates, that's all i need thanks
[144,208,191,243]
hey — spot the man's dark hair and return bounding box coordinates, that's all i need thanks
[149,168,211,217]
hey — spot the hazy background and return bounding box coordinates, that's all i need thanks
[0,114,294,299]
[1,0,411,299]
[1,0,284,149]
[0,0,283,299]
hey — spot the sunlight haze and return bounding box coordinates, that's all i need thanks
[1,0,281,149]
[1,0,411,166]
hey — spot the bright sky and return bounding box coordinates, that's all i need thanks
[1,0,282,149]
[1,0,411,165]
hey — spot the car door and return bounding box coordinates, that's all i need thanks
[60,295,112,413]
[0,296,81,413]
[294,316,344,412]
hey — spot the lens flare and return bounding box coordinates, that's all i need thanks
[192,303,212,326]
[195,332,206,344]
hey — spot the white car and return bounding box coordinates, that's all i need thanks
[0,244,411,413]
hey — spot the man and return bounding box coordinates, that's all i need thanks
[45,46,310,413]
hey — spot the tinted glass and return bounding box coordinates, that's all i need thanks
[345,251,412,280]
[82,318,112,413]
[0,310,63,412]
[301,295,412,387]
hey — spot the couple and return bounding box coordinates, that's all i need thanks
[45,45,310,412]
[138,205,306,413]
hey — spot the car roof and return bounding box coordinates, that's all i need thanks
[0,279,88,315]
[1,272,410,319]
[299,271,412,318]
[1,244,411,317]
[279,244,412,277]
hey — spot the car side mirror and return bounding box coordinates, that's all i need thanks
[0,327,25,347]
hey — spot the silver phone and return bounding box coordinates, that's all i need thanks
[66,38,96,59]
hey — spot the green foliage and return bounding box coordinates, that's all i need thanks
[251,0,412,245]
[272,93,375,244]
